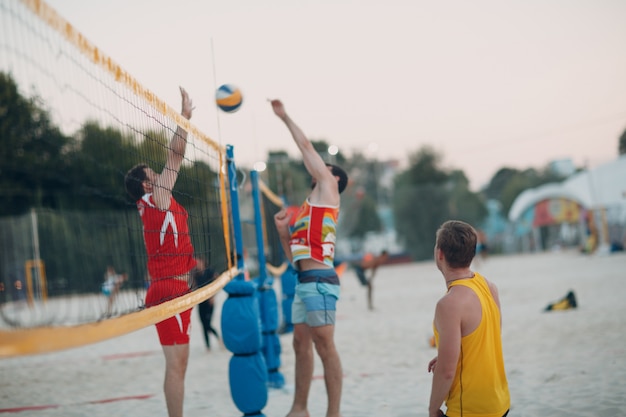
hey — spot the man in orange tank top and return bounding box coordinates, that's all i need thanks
[428,220,510,417]
[271,99,348,417]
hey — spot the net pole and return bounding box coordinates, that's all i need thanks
[223,146,268,416]
[251,170,285,388]
[251,171,268,286]
[226,145,245,279]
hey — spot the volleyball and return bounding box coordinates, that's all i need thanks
[215,84,243,113]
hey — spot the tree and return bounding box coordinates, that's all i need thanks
[333,149,390,251]
[310,139,347,166]
[447,170,488,222]
[392,146,486,261]
[483,168,519,201]
[264,150,310,206]
[61,121,143,210]
[619,128,626,155]
[0,71,224,214]
[0,72,74,215]
[485,166,565,217]
[347,191,382,240]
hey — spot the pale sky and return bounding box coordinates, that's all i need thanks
[45,0,626,190]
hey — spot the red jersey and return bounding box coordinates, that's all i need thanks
[137,194,196,280]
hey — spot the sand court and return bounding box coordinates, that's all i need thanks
[1,250,625,416]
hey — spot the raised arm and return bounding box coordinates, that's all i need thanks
[270,99,338,204]
[153,87,194,209]
[274,208,294,264]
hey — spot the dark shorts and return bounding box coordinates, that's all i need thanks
[353,265,368,286]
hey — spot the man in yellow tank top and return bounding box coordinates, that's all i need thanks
[428,220,510,417]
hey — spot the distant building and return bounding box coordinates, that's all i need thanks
[508,156,626,253]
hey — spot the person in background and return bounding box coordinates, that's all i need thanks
[475,229,488,260]
[193,257,220,350]
[427,220,510,417]
[352,250,389,310]
[102,265,128,317]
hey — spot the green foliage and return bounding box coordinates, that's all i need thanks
[0,72,74,215]
[405,146,449,184]
[266,150,309,205]
[483,166,565,217]
[62,121,143,210]
[392,146,487,261]
[619,128,626,155]
[310,139,347,166]
[482,167,518,201]
[348,193,382,239]
[322,149,388,248]
[447,170,488,222]
[0,71,222,213]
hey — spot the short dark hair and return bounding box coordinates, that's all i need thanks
[435,220,477,268]
[327,164,348,194]
[124,164,148,201]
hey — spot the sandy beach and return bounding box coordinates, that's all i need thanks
[1,250,625,417]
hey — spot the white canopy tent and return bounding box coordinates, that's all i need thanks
[508,156,626,251]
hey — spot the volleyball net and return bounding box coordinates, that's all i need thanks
[0,0,237,357]
[236,176,289,279]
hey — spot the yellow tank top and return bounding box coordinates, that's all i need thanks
[433,273,510,417]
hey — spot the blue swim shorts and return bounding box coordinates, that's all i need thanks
[292,268,340,327]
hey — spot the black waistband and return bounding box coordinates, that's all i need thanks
[297,269,339,285]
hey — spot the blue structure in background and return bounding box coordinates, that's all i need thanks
[222,146,267,417]
[250,170,285,389]
[279,264,297,334]
[481,199,509,248]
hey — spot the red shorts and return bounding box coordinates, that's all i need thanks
[145,278,192,345]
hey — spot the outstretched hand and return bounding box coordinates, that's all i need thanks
[180,86,194,120]
[270,99,287,120]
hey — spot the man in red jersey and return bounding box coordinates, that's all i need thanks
[428,220,510,417]
[271,99,348,417]
[124,87,195,417]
